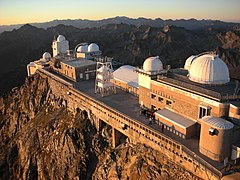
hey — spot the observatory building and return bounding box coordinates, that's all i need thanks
[27,35,103,82]
[114,52,240,162]
[27,52,51,76]
[26,35,240,165]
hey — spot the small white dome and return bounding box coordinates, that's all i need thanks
[77,45,88,53]
[143,56,163,72]
[184,55,196,70]
[189,54,230,85]
[201,116,234,130]
[88,43,100,52]
[57,35,66,42]
[42,52,51,61]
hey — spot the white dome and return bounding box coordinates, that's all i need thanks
[184,55,196,70]
[77,45,88,53]
[189,54,230,85]
[201,116,234,130]
[57,35,66,42]
[88,43,100,52]
[143,56,163,72]
[42,52,51,61]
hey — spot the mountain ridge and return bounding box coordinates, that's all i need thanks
[0,23,239,95]
[1,16,239,34]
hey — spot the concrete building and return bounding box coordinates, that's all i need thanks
[27,33,240,167]
[27,52,51,76]
[129,52,240,162]
[76,43,102,59]
[50,58,96,82]
[199,116,234,162]
[52,35,69,57]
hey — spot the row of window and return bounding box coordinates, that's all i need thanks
[151,93,172,107]
[151,89,172,100]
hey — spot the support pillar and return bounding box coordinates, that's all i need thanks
[112,128,122,148]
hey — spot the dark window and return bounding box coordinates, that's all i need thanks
[158,97,164,102]
[166,100,172,106]
[199,106,211,119]
[151,94,156,99]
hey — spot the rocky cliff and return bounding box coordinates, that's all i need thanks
[0,74,200,179]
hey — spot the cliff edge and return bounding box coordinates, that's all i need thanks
[0,74,199,179]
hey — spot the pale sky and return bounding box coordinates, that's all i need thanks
[0,0,239,25]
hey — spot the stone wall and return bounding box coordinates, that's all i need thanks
[38,69,222,180]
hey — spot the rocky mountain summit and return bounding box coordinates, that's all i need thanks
[0,74,200,179]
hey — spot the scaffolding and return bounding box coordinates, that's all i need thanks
[95,57,116,97]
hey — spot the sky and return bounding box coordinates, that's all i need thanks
[0,0,240,25]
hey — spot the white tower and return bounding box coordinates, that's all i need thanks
[52,35,69,57]
[95,57,116,97]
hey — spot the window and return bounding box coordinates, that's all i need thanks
[151,94,156,99]
[158,97,164,102]
[166,100,172,106]
[79,73,83,79]
[199,106,211,119]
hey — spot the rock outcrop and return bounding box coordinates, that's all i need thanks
[0,74,202,179]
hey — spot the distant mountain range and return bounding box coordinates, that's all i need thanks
[0,22,240,95]
[1,16,240,34]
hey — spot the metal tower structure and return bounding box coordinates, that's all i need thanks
[95,57,116,97]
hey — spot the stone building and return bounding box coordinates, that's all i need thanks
[50,58,96,82]
[27,52,51,76]
[130,52,240,162]
[27,35,102,82]
[27,34,240,164]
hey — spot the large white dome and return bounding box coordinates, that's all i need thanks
[77,45,88,53]
[184,55,196,70]
[57,35,66,42]
[189,54,230,85]
[42,52,51,61]
[143,56,163,72]
[88,43,99,52]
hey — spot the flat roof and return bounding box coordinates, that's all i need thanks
[155,108,196,129]
[156,69,240,101]
[63,59,96,68]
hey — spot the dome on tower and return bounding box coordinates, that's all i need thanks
[143,56,163,72]
[88,43,100,52]
[189,54,230,85]
[184,55,196,70]
[42,52,51,61]
[57,35,66,42]
[201,116,234,130]
[77,45,88,53]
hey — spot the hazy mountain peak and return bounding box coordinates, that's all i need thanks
[1,16,239,34]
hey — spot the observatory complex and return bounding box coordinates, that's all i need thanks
[27,35,240,179]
